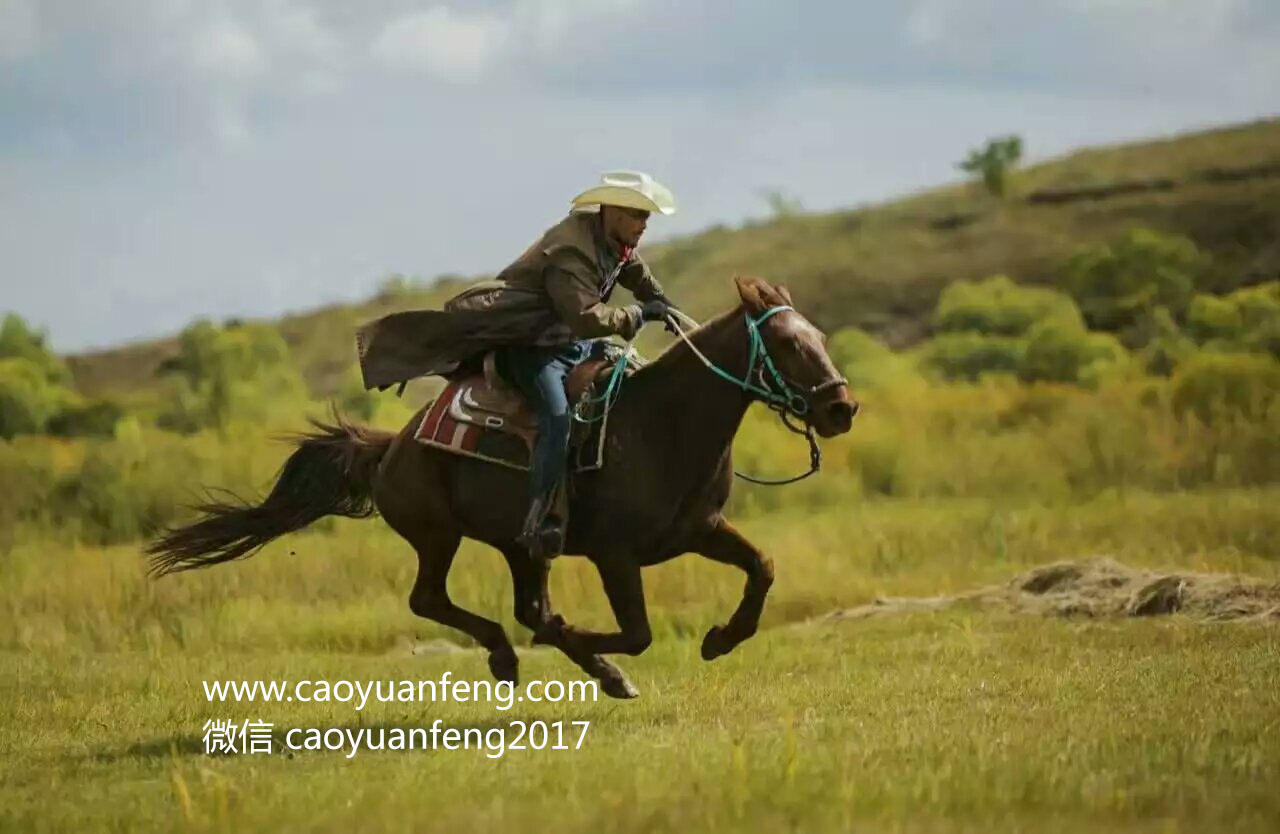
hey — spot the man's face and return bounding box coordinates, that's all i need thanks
[602,205,650,249]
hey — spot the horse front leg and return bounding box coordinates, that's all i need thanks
[533,556,651,699]
[502,547,644,700]
[692,518,774,660]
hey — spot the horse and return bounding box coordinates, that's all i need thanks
[147,276,858,699]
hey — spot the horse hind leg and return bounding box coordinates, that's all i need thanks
[407,528,519,684]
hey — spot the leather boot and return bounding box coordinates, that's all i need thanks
[517,494,564,559]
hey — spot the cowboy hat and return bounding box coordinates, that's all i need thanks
[570,170,677,216]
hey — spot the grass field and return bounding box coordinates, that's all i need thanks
[3,489,1278,832]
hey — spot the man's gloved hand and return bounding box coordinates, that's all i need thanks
[640,299,672,322]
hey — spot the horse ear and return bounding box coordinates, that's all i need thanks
[774,283,794,306]
[735,275,769,315]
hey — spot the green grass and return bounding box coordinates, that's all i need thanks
[5,488,1277,655]
[3,616,1278,833]
[2,489,1279,831]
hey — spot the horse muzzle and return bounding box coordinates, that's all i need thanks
[811,388,858,437]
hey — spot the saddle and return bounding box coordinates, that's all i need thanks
[414,351,618,472]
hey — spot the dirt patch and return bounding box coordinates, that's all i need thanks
[826,558,1280,623]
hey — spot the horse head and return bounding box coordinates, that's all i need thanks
[734,275,859,438]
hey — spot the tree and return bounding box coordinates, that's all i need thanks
[757,188,804,219]
[958,135,1023,198]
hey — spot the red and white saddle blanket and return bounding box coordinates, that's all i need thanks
[414,373,608,473]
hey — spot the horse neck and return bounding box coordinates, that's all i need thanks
[629,308,754,462]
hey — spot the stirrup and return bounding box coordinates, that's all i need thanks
[518,516,564,559]
[518,493,564,559]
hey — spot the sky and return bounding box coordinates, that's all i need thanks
[1,0,1278,352]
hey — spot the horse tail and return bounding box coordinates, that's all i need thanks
[146,416,394,577]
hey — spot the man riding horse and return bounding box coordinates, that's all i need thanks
[154,195,858,698]
[357,171,679,558]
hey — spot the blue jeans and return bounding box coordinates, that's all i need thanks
[494,341,593,502]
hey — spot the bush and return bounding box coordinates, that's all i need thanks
[933,275,1080,337]
[0,313,68,384]
[918,332,1024,381]
[1187,282,1280,357]
[156,321,309,432]
[336,365,380,421]
[0,358,62,438]
[1171,352,1280,423]
[1138,307,1198,377]
[1021,316,1127,384]
[1063,228,1208,336]
[1186,294,1242,342]
[47,399,124,438]
[826,327,919,390]
[0,437,59,553]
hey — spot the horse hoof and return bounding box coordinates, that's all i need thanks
[488,650,519,684]
[600,674,639,700]
[701,626,730,661]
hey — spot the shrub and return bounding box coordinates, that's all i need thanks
[933,275,1080,337]
[826,327,920,390]
[1186,294,1243,342]
[1139,307,1198,376]
[336,365,380,421]
[918,332,1024,381]
[0,358,61,438]
[0,313,68,384]
[1187,282,1280,357]
[1021,316,1127,384]
[1171,352,1280,423]
[47,398,125,438]
[1063,228,1208,336]
[156,321,309,432]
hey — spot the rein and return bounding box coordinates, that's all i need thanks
[666,306,846,485]
[575,305,847,486]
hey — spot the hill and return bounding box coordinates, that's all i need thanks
[66,117,1280,398]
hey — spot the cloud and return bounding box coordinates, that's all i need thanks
[209,100,253,147]
[2,0,1279,350]
[187,17,268,79]
[6,1,1278,159]
[371,7,509,81]
[899,0,1280,98]
[367,0,646,83]
[266,1,343,62]
[0,0,39,63]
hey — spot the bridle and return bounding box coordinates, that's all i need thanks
[572,304,850,485]
[666,305,849,485]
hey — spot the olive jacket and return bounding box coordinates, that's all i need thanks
[356,212,666,390]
